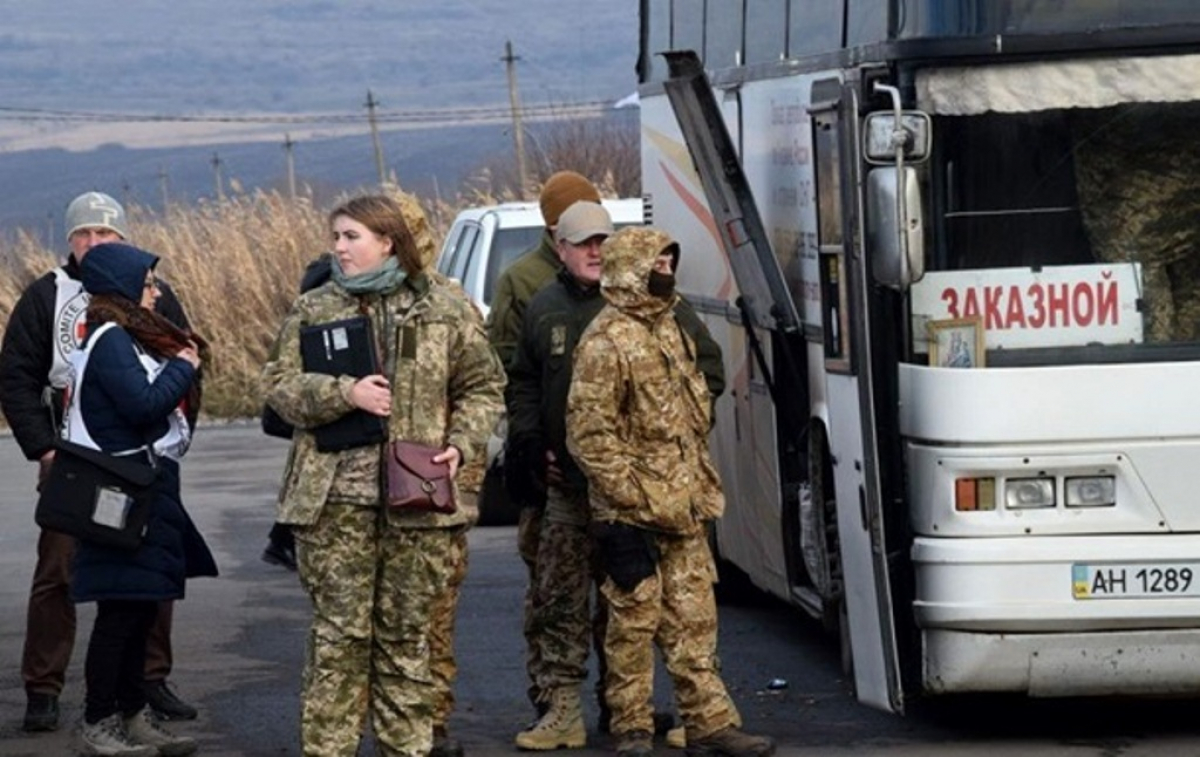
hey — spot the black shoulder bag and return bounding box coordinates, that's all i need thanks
[35,440,159,551]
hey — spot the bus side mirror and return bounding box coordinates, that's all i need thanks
[867,167,925,290]
[863,111,932,164]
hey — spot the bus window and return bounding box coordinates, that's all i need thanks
[745,0,786,66]
[641,0,671,84]
[788,0,844,58]
[672,0,705,61]
[705,0,743,69]
[846,0,888,47]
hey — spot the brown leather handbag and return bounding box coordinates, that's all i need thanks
[386,441,456,514]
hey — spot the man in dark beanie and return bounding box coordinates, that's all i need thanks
[0,191,200,732]
[485,170,601,717]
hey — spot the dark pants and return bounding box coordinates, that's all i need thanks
[84,600,159,723]
[23,528,174,695]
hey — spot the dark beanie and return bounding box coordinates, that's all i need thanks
[540,171,600,228]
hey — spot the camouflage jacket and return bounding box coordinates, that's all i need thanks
[262,272,505,528]
[485,232,559,372]
[565,228,724,536]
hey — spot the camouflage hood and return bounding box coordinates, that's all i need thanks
[600,226,677,318]
[388,186,439,272]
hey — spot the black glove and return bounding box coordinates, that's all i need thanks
[504,437,546,509]
[594,522,660,591]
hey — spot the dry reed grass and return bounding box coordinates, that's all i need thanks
[0,123,639,422]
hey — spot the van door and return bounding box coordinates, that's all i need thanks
[809,78,903,713]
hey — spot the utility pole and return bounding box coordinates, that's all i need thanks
[502,40,529,198]
[158,166,170,210]
[283,133,297,199]
[364,90,387,186]
[210,152,225,201]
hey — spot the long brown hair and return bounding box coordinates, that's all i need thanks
[329,195,421,276]
[87,294,211,426]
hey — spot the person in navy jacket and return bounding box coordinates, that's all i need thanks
[65,242,217,757]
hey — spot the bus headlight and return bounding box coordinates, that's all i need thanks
[1005,478,1055,509]
[1065,476,1116,507]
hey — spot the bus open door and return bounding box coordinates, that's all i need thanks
[661,51,905,713]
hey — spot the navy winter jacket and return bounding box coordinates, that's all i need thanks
[69,243,217,602]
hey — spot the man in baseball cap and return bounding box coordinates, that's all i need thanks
[0,191,199,732]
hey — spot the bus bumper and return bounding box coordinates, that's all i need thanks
[923,627,1200,695]
[914,534,1200,695]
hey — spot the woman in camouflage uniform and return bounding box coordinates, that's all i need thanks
[262,193,505,757]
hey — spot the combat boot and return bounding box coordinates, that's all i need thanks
[431,724,465,757]
[514,685,586,750]
[665,725,686,749]
[685,727,775,757]
[615,729,653,757]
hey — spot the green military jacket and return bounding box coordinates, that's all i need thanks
[262,273,505,528]
[509,269,726,498]
[485,232,559,372]
[566,228,724,536]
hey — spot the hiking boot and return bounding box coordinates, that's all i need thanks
[665,725,686,749]
[143,679,198,721]
[262,539,297,571]
[125,706,198,756]
[685,727,775,757]
[78,713,158,757]
[431,724,465,757]
[23,691,60,732]
[514,685,586,750]
[615,729,654,757]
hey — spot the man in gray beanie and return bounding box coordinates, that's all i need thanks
[0,191,199,731]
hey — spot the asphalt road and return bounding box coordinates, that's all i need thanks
[1,424,1199,756]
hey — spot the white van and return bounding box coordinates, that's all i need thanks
[436,197,645,524]
[436,197,646,317]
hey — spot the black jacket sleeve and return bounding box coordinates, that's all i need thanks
[674,298,726,401]
[0,274,60,460]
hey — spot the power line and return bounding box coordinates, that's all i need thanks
[0,100,619,126]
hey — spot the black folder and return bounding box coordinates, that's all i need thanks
[299,316,387,452]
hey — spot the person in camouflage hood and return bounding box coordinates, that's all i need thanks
[261,193,505,757]
[566,227,774,757]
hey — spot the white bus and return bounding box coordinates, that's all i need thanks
[637,0,1200,713]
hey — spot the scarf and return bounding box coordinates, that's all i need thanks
[86,294,211,428]
[331,256,407,296]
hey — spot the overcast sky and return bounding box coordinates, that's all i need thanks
[0,0,639,150]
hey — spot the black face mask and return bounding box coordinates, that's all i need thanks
[647,270,676,298]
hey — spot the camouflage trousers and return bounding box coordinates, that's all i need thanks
[518,504,544,707]
[295,502,454,757]
[429,525,470,726]
[600,531,740,740]
[531,488,604,696]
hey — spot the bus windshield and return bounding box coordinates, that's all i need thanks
[927,99,1200,347]
[899,1,1200,39]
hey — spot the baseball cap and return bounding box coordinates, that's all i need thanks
[555,201,614,245]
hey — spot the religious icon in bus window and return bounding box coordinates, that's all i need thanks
[928,317,984,368]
